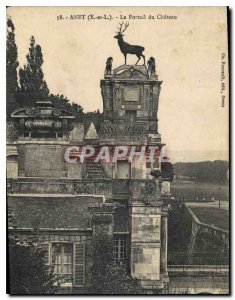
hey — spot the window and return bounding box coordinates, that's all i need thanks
[52,243,73,284]
[50,242,85,287]
[114,236,127,265]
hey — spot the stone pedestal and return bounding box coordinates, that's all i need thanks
[130,201,166,290]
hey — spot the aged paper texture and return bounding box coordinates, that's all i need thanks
[7,6,229,295]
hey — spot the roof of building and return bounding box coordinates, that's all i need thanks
[8,195,130,233]
[8,195,103,230]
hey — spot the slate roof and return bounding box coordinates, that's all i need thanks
[8,196,130,233]
[8,195,103,230]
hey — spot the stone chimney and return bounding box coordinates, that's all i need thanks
[89,203,116,236]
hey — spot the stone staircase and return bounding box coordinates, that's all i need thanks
[86,162,107,179]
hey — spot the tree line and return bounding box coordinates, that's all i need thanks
[7,16,100,122]
[173,160,229,184]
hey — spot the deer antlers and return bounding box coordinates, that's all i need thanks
[116,22,129,34]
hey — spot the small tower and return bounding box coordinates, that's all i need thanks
[101,64,162,134]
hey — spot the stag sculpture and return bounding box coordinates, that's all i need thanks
[114,22,145,65]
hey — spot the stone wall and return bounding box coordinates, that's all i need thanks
[131,243,161,281]
[131,206,161,242]
[10,179,74,194]
[23,144,62,178]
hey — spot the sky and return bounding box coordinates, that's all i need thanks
[7,6,229,163]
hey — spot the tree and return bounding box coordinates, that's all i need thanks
[8,237,58,295]
[6,17,19,120]
[71,101,84,120]
[7,28,86,121]
[8,205,59,295]
[49,93,83,120]
[88,231,143,295]
[7,28,85,119]
[18,36,49,106]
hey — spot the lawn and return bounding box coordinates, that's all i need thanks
[189,207,229,231]
[171,180,229,202]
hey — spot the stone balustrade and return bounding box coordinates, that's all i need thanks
[7,178,161,204]
[99,122,148,142]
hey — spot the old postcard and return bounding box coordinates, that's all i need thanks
[6,6,229,295]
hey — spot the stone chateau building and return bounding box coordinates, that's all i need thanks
[7,63,173,293]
